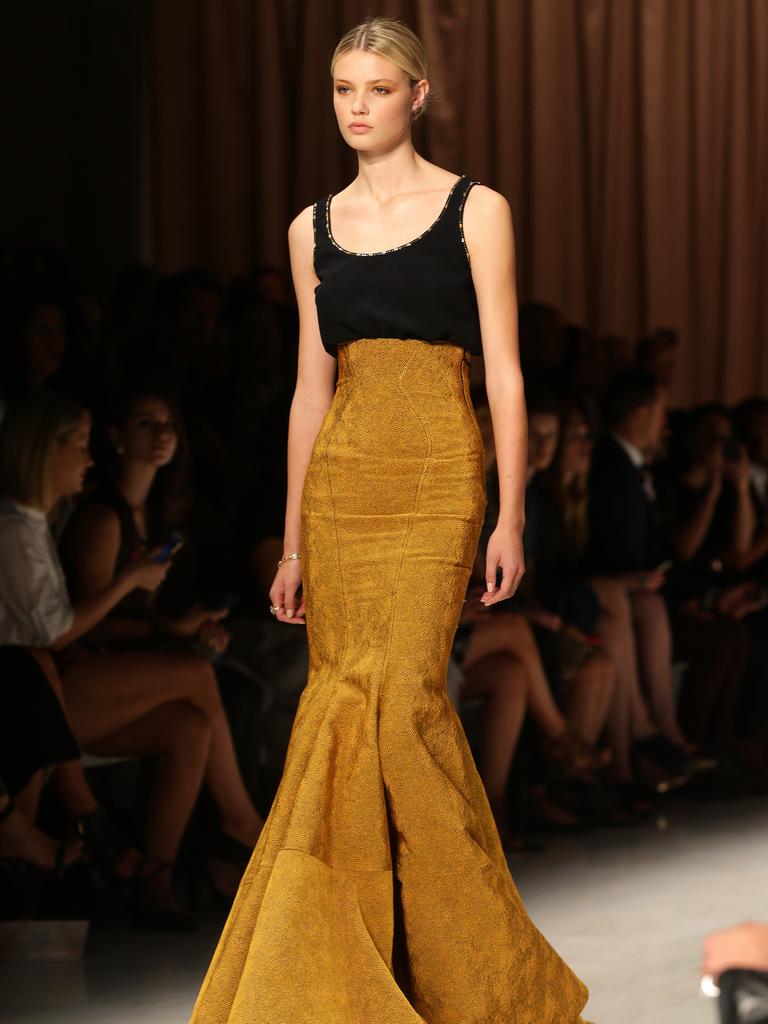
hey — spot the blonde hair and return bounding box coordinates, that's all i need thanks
[0,391,88,511]
[331,16,431,119]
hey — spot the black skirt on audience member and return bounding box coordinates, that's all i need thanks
[0,646,80,797]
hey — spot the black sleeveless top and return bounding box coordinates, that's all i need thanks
[313,174,483,357]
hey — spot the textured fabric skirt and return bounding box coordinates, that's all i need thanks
[188,338,590,1023]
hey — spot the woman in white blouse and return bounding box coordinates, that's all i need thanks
[0,391,261,929]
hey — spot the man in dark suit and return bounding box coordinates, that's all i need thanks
[588,370,667,575]
[587,370,690,751]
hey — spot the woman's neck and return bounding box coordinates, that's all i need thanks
[117,461,157,510]
[354,143,424,200]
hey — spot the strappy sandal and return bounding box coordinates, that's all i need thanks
[120,854,197,933]
[0,799,83,877]
[542,727,612,777]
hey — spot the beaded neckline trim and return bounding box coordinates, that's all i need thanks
[325,175,466,257]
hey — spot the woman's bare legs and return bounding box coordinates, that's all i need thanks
[460,651,529,810]
[85,700,210,864]
[62,651,264,847]
[630,591,688,746]
[565,649,614,745]
[464,613,568,739]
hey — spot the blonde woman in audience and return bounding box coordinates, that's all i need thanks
[0,391,261,928]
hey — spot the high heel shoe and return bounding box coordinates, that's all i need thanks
[631,738,692,795]
[74,808,120,875]
[116,854,197,933]
[0,799,83,877]
[542,727,611,777]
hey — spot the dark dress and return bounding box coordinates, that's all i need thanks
[0,646,79,797]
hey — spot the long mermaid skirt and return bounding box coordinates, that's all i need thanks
[188,338,590,1023]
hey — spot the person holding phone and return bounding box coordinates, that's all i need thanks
[0,390,263,928]
[59,390,267,889]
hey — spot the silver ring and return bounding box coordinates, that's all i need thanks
[269,604,283,615]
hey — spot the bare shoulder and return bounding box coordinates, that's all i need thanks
[68,501,121,544]
[463,185,514,263]
[464,184,512,226]
[288,203,315,247]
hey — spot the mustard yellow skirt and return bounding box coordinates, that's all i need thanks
[188,338,590,1023]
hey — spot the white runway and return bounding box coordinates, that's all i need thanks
[3,795,768,1024]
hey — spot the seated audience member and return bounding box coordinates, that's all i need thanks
[58,388,267,873]
[0,645,84,873]
[732,396,768,574]
[655,405,757,756]
[661,404,754,579]
[586,370,693,753]
[0,643,123,875]
[0,392,262,926]
[521,391,616,751]
[545,401,691,790]
[0,288,70,411]
[455,402,611,839]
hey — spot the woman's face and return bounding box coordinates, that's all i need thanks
[687,412,733,468]
[528,412,560,472]
[332,49,426,152]
[560,412,593,477]
[115,397,179,469]
[51,416,93,501]
[26,303,67,383]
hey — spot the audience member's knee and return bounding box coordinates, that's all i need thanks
[164,700,212,756]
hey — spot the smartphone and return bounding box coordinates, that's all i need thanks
[152,531,186,563]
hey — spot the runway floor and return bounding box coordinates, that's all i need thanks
[2,793,768,1024]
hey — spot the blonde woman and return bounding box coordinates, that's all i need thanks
[190,16,589,1024]
[0,391,261,929]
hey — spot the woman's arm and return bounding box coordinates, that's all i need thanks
[270,204,338,623]
[0,511,167,651]
[463,186,527,606]
[51,571,161,650]
[725,455,757,560]
[672,473,722,562]
[63,503,155,643]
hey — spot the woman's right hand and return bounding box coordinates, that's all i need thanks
[123,550,172,592]
[269,561,305,624]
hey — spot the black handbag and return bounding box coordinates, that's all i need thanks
[719,969,768,1024]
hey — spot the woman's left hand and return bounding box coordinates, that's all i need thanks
[198,618,231,654]
[164,603,230,639]
[482,526,525,607]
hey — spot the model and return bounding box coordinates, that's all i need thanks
[188,15,590,1024]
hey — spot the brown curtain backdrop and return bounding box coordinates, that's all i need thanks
[148,0,768,405]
